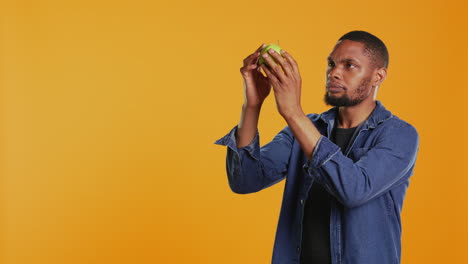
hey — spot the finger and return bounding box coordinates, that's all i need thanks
[243,53,260,66]
[243,43,267,66]
[267,49,294,78]
[251,43,267,60]
[279,49,299,75]
[255,43,267,53]
[256,65,268,78]
[261,51,287,83]
[256,67,268,82]
[251,43,268,64]
[240,63,259,76]
[245,63,258,70]
[260,64,279,88]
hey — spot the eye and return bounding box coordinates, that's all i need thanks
[328,61,334,67]
[346,63,355,68]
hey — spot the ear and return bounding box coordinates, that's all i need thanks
[373,67,387,87]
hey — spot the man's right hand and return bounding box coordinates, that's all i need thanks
[239,43,272,108]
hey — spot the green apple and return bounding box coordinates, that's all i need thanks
[258,44,283,66]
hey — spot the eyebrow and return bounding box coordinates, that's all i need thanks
[327,56,360,64]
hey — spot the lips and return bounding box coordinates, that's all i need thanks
[327,87,344,93]
[326,82,345,92]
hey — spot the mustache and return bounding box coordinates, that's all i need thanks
[326,82,346,89]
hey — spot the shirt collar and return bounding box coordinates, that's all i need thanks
[319,100,393,130]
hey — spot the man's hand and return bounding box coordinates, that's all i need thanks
[240,43,272,108]
[259,48,303,119]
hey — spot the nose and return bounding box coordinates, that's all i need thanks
[327,65,341,80]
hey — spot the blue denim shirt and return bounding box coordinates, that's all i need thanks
[214,100,420,264]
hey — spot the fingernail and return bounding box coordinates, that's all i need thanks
[263,53,269,58]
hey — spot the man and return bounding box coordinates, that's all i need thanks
[214,30,420,264]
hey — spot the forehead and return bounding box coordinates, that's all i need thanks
[328,40,369,63]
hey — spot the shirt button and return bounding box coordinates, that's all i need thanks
[300,199,304,205]
[296,246,300,253]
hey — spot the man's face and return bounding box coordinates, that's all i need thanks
[324,39,377,107]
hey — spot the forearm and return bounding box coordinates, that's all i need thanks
[236,104,262,148]
[283,110,322,161]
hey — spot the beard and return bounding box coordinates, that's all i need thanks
[324,77,372,107]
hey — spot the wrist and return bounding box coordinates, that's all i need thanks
[282,107,305,121]
[243,102,263,110]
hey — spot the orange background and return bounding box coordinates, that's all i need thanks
[1,0,467,263]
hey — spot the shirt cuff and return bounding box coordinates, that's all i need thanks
[214,125,260,160]
[303,135,341,172]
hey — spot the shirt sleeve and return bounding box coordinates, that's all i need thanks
[214,124,294,194]
[303,122,420,208]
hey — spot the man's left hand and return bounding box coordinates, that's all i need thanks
[260,48,304,119]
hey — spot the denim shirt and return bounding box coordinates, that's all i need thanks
[214,100,420,264]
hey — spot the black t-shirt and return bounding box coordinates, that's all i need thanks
[300,120,358,264]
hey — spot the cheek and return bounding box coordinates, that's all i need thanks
[342,75,359,89]
[356,79,372,95]
[345,72,367,86]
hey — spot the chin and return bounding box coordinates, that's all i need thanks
[324,93,359,107]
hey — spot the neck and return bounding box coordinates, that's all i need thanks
[336,99,377,128]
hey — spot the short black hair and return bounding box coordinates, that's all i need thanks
[337,30,389,69]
